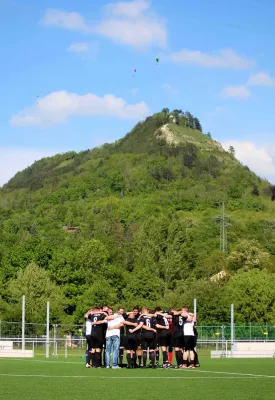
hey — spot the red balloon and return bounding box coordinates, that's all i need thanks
[133,68,136,72]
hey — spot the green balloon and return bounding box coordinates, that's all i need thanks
[156,57,159,63]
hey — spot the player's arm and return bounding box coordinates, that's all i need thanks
[129,321,144,334]
[155,324,169,330]
[108,322,125,330]
[124,321,138,327]
[156,312,172,319]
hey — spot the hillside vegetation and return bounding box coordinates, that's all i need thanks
[0,111,275,325]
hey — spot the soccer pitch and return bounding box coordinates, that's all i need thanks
[0,358,274,400]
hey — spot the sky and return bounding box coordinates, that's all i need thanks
[0,0,275,186]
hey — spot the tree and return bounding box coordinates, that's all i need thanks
[193,117,202,132]
[226,269,275,322]
[271,186,275,201]
[206,132,212,138]
[229,146,235,156]
[228,240,271,271]
[185,111,194,129]
[7,263,67,323]
[162,108,170,114]
[251,185,259,196]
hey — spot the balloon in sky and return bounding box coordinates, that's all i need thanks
[156,57,159,64]
[133,68,136,72]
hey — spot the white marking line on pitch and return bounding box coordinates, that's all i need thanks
[184,370,275,379]
[0,374,273,379]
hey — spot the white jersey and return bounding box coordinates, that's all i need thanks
[85,319,92,336]
[183,320,194,336]
[105,314,124,338]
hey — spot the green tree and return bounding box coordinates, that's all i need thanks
[226,269,275,322]
[7,263,67,323]
[228,240,271,271]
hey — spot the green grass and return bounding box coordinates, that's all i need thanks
[0,358,274,400]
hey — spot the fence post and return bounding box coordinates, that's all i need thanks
[46,302,50,358]
[65,338,67,359]
[22,295,25,351]
[193,298,197,318]
[231,304,234,358]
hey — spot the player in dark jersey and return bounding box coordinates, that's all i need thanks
[84,308,94,368]
[155,307,172,368]
[88,306,107,368]
[124,312,138,368]
[169,308,185,368]
[132,306,142,366]
[130,307,157,368]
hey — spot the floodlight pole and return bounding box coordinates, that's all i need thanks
[46,301,50,358]
[193,298,197,318]
[230,304,234,358]
[22,295,25,351]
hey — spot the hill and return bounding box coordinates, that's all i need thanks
[0,111,275,326]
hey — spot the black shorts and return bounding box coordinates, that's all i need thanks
[86,335,93,351]
[141,336,156,351]
[158,334,171,347]
[184,336,195,350]
[173,335,185,348]
[125,335,138,351]
[90,336,104,349]
[120,335,127,348]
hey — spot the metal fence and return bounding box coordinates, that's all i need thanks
[0,320,274,341]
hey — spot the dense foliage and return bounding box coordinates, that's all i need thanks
[0,112,274,324]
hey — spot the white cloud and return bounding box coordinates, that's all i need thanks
[247,72,275,87]
[0,148,59,187]
[68,42,89,52]
[104,0,150,19]
[220,85,251,99]
[222,140,275,183]
[42,1,166,49]
[169,48,254,69]
[10,90,149,127]
[42,8,91,33]
[162,83,177,94]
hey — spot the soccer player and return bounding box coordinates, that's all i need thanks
[130,307,157,368]
[124,312,138,368]
[132,306,142,367]
[169,308,185,368]
[89,306,108,368]
[155,307,171,368]
[182,308,196,368]
[84,308,94,368]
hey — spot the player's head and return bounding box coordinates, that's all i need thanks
[149,309,155,314]
[142,306,148,314]
[108,307,114,315]
[155,306,161,312]
[133,306,140,316]
[94,305,101,311]
[170,307,176,312]
[118,306,124,315]
[103,305,109,313]
[128,312,135,318]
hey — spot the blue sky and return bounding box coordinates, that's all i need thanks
[0,0,275,185]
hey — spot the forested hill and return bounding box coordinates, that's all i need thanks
[0,110,275,325]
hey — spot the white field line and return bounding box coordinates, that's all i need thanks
[186,369,275,379]
[0,374,274,379]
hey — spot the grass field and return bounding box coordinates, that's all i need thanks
[0,358,274,400]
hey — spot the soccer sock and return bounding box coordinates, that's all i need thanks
[85,349,89,364]
[119,349,124,364]
[176,351,183,366]
[143,352,147,367]
[156,350,159,364]
[149,352,156,366]
[133,353,137,367]
[127,353,132,366]
[162,351,168,364]
[91,352,95,366]
[138,355,142,365]
[194,351,199,365]
[168,351,173,364]
[94,352,100,368]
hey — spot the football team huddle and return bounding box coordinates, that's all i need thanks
[84,305,200,369]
